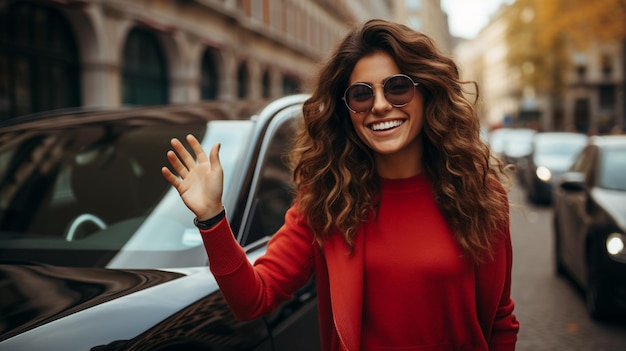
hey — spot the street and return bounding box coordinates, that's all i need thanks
[508,181,626,350]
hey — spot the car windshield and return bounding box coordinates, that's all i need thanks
[536,137,587,157]
[0,120,252,267]
[600,147,626,191]
[504,130,535,155]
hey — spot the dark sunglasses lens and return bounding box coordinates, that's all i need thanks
[346,84,373,112]
[385,76,414,106]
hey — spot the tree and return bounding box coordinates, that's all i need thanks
[537,0,626,131]
[505,0,626,130]
[535,0,626,48]
[504,0,569,128]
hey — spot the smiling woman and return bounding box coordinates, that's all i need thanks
[344,52,425,177]
[162,19,519,351]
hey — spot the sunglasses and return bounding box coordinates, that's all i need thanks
[342,74,420,114]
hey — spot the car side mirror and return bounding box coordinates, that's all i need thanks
[558,172,586,191]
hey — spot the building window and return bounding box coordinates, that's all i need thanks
[0,2,80,121]
[200,49,219,100]
[251,0,263,21]
[576,65,586,80]
[262,70,271,99]
[599,84,615,110]
[282,75,299,95]
[121,27,168,106]
[269,0,282,30]
[237,62,249,99]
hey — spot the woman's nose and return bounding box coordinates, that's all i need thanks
[370,85,391,114]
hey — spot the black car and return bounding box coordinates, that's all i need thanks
[553,135,626,319]
[0,95,320,350]
[524,132,588,204]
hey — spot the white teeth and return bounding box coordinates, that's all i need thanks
[370,120,403,131]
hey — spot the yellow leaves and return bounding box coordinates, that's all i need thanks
[504,0,625,95]
[535,0,626,49]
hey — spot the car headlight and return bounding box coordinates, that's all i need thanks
[606,233,625,256]
[536,166,552,182]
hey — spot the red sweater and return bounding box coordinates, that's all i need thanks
[200,173,519,351]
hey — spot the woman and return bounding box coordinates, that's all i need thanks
[162,19,519,351]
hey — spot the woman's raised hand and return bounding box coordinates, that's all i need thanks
[161,134,224,221]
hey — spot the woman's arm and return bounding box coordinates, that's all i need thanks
[476,226,520,351]
[201,205,316,320]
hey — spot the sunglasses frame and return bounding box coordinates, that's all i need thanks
[342,74,420,114]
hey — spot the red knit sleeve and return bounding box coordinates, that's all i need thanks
[476,219,520,350]
[200,205,316,320]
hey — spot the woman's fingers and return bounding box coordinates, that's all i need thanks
[161,166,180,187]
[187,134,209,164]
[170,137,197,170]
[166,149,189,179]
[208,142,221,170]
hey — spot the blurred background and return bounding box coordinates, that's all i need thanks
[1,0,625,350]
[2,0,622,135]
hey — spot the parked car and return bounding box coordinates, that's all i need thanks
[487,127,512,160]
[524,132,588,204]
[553,135,626,319]
[0,95,320,350]
[501,128,536,184]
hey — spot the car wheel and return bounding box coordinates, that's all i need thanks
[586,252,612,320]
[553,216,566,277]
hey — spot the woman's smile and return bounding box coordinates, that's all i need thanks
[369,119,405,131]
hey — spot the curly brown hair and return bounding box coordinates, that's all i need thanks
[289,19,511,262]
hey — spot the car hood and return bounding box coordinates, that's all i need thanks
[592,188,626,230]
[0,265,183,342]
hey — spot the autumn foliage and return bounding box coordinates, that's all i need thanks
[535,0,626,48]
[505,0,626,97]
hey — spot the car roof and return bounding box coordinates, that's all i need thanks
[589,135,626,147]
[0,101,266,132]
[533,131,588,142]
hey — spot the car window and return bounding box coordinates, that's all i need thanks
[0,122,207,266]
[600,148,626,191]
[240,109,301,246]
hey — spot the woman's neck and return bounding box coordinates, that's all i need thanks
[374,147,423,179]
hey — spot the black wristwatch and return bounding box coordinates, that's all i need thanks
[193,208,226,230]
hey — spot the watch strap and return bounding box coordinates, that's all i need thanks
[194,208,226,230]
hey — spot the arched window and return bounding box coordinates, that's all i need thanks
[261,69,271,99]
[0,2,80,120]
[200,49,219,100]
[237,62,249,99]
[121,27,168,106]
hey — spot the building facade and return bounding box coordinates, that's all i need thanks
[454,11,517,130]
[563,41,625,134]
[393,0,453,54]
[453,3,625,134]
[0,0,392,121]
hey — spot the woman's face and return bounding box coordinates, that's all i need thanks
[346,51,425,168]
